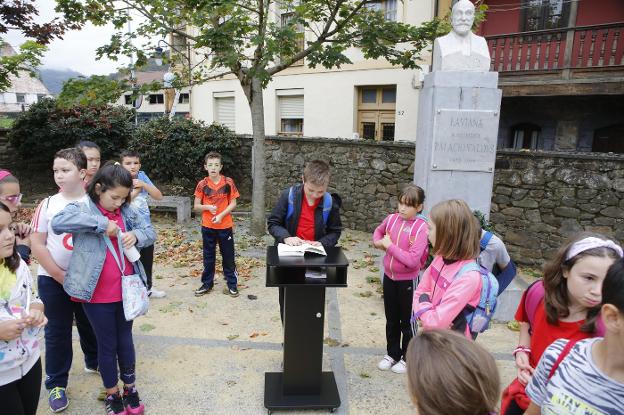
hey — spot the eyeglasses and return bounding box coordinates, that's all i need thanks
[0,193,23,204]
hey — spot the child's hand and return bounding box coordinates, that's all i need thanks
[304,240,321,247]
[106,220,120,237]
[0,318,27,341]
[515,351,534,385]
[133,179,145,189]
[15,222,32,239]
[284,237,303,246]
[206,204,217,215]
[517,368,533,386]
[121,231,137,248]
[211,214,223,224]
[24,309,47,328]
[373,239,384,250]
[381,234,392,249]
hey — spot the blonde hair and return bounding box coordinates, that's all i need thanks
[430,199,480,260]
[303,160,330,186]
[407,330,499,415]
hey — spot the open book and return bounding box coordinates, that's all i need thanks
[277,242,327,257]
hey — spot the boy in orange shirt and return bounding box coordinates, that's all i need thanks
[193,152,240,297]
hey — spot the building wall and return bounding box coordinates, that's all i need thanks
[190,0,435,142]
[497,95,624,151]
[576,0,624,25]
[192,67,426,141]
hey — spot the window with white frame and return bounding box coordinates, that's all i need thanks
[280,12,305,66]
[178,93,190,104]
[366,0,398,21]
[15,93,26,103]
[277,90,304,136]
[213,92,235,131]
[148,94,164,104]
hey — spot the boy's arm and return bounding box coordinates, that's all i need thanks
[130,187,142,201]
[267,189,292,243]
[136,173,163,200]
[30,232,65,284]
[214,198,236,223]
[194,196,212,212]
[317,201,342,247]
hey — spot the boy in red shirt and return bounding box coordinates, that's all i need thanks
[193,152,240,297]
[267,160,342,320]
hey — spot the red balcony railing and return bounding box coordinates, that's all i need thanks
[486,22,624,73]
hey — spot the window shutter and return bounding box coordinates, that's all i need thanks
[279,95,304,119]
[215,97,235,130]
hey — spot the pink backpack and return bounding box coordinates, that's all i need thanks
[523,280,606,336]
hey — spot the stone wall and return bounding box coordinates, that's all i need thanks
[491,150,624,266]
[0,129,13,168]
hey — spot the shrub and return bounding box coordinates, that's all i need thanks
[128,117,239,190]
[9,98,134,163]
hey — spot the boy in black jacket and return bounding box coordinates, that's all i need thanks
[267,159,342,320]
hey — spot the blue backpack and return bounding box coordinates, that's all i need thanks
[455,261,499,334]
[285,186,332,225]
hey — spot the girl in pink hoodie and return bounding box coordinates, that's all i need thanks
[373,185,429,374]
[413,199,483,339]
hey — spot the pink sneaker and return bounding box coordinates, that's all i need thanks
[122,386,145,415]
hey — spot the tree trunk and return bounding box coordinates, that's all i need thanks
[249,77,266,236]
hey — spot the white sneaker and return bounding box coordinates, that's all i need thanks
[84,366,98,374]
[149,288,167,298]
[391,359,407,374]
[377,355,397,371]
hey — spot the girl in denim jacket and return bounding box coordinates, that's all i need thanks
[0,202,47,415]
[52,163,155,415]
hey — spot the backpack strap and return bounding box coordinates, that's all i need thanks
[321,192,332,225]
[480,230,493,252]
[547,339,579,380]
[454,261,481,280]
[286,186,295,222]
[524,280,545,329]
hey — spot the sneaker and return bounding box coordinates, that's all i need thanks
[105,392,127,415]
[377,355,397,371]
[391,359,407,374]
[122,385,145,415]
[84,366,99,374]
[194,283,213,296]
[48,387,69,413]
[228,287,239,297]
[148,288,166,298]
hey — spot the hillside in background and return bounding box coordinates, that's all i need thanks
[38,68,83,95]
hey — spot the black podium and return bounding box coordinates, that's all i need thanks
[264,246,348,414]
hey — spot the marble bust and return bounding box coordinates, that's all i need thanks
[432,0,491,72]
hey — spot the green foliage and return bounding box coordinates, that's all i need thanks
[473,210,494,232]
[0,40,47,91]
[57,75,129,107]
[128,117,239,189]
[9,98,135,163]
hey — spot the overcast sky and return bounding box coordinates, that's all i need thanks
[5,0,132,75]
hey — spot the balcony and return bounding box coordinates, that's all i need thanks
[485,22,624,96]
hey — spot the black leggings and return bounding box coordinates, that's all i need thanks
[139,244,154,290]
[0,359,42,415]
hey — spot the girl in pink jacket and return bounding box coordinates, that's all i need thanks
[413,199,482,339]
[373,185,428,374]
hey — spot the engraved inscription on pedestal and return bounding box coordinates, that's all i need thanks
[431,109,498,172]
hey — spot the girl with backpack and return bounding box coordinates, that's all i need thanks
[51,163,155,415]
[501,232,622,415]
[524,257,624,415]
[373,184,428,374]
[412,199,484,339]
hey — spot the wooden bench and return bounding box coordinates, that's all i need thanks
[147,196,191,223]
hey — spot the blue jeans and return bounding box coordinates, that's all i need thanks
[82,302,136,389]
[37,276,98,390]
[201,226,237,289]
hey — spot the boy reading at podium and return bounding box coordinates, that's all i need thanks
[267,160,342,321]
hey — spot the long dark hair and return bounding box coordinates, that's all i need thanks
[543,232,621,332]
[0,202,19,272]
[87,162,133,206]
[603,258,624,314]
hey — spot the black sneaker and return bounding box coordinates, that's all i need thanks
[194,283,213,296]
[105,392,125,415]
[228,287,239,297]
[122,385,145,414]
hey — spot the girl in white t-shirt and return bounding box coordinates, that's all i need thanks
[525,258,624,415]
[0,201,47,415]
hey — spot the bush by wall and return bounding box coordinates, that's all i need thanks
[128,118,240,190]
[9,98,134,164]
